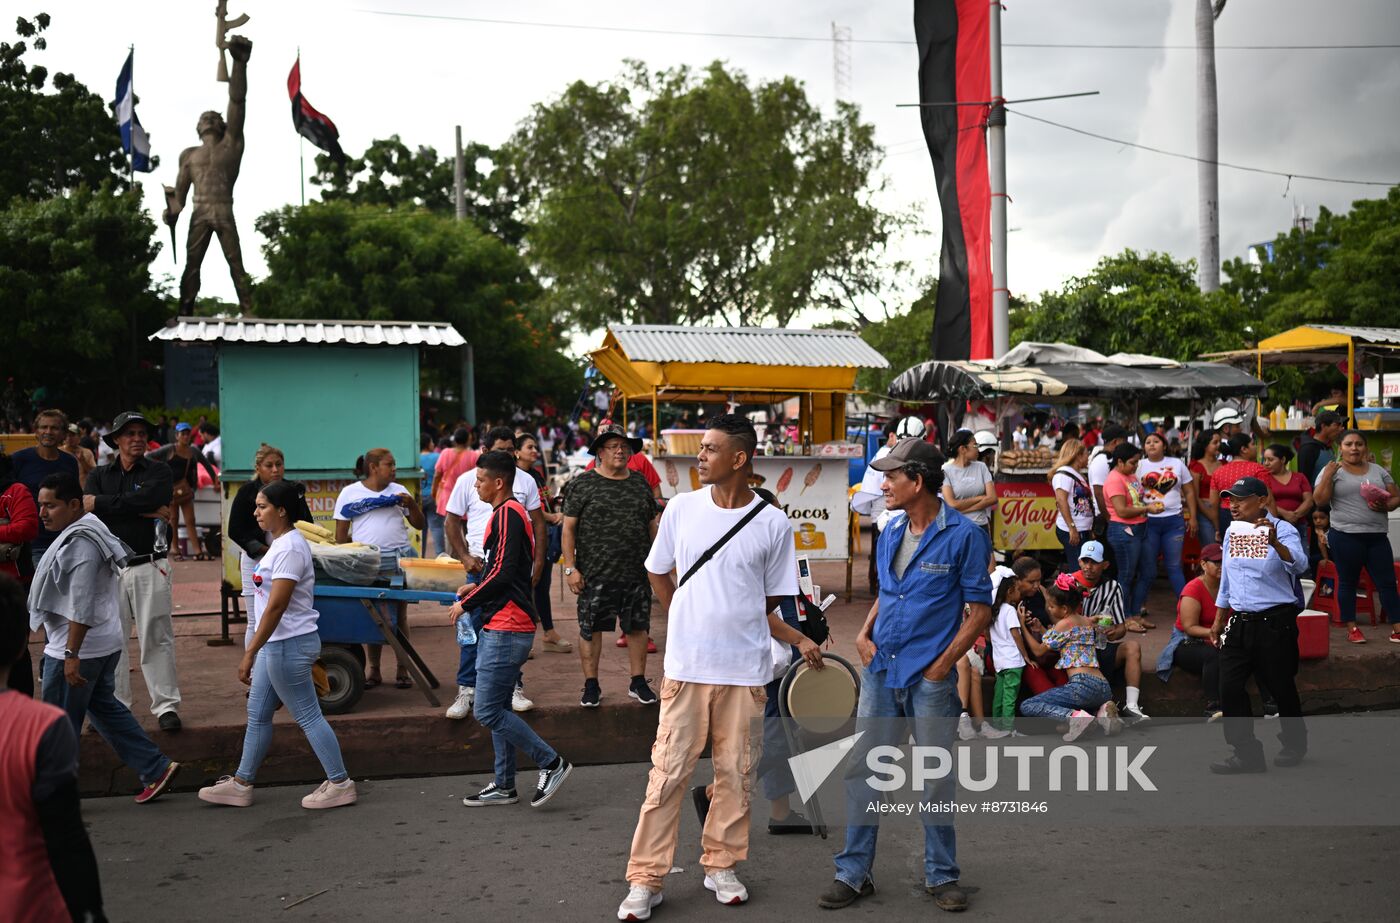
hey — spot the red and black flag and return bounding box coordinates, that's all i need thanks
[287,57,345,165]
[915,0,992,361]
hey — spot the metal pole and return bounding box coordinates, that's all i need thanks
[454,126,466,221]
[988,1,1009,360]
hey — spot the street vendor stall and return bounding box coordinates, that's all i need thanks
[148,318,468,695]
[1204,324,1400,482]
[889,343,1267,556]
[589,325,888,597]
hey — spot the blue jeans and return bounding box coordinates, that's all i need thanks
[1106,521,1149,615]
[1056,527,1085,570]
[424,508,446,558]
[833,669,960,891]
[237,633,348,783]
[457,606,525,690]
[1196,514,1216,548]
[40,651,169,785]
[1144,515,1187,600]
[1328,529,1400,623]
[1019,673,1112,720]
[473,628,556,790]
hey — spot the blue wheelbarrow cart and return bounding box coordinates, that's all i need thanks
[314,582,454,714]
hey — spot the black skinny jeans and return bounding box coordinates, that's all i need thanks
[1218,606,1306,763]
[1170,639,1220,706]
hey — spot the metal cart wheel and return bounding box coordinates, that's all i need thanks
[317,644,365,715]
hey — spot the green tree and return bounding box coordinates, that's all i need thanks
[310,135,527,245]
[1223,186,1400,335]
[1011,249,1246,361]
[253,200,578,412]
[0,13,138,202]
[0,184,167,411]
[508,60,907,329]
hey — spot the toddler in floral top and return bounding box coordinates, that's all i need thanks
[1018,571,1120,740]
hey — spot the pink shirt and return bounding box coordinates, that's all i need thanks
[433,448,479,516]
[1103,469,1147,525]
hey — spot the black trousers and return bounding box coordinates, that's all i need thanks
[1218,605,1306,763]
[1171,639,1220,706]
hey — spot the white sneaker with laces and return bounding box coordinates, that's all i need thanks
[446,685,474,720]
[618,885,663,921]
[512,687,535,712]
[957,713,977,741]
[979,722,1010,739]
[704,869,749,905]
[1122,703,1151,724]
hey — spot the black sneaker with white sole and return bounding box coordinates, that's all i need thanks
[580,680,601,708]
[628,677,658,705]
[462,783,518,807]
[530,756,572,807]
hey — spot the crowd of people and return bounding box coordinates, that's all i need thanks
[3,395,1399,920]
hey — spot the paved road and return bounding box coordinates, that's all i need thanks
[87,761,1398,922]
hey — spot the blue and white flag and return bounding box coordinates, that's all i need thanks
[113,50,154,172]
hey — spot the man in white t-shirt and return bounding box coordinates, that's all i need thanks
[442,427,545,719]
[618,415,817,921]
[1088,423,1128,530]
[29,472,181,804]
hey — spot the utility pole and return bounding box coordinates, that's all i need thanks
[454,124,477,425]
[1196,0,1225,292]
[988,3,1009,359]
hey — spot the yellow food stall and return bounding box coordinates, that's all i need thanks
[590,325,889,595]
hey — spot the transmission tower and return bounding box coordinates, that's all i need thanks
[831,22,852,101]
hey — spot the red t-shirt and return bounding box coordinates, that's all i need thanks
[433,448,480,516]
[1210,459,1271,511]
[1175,576,1218,631]
[1269,470,1312,513]
[584,453,661,490]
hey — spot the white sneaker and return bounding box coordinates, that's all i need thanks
[979,722,1010,739]
[512,687,535,713]
[618,885,663,921]
[1063,709,1094,742]
[704,869,749,905]
[1122,703,1151,725]
[957,713,977,741]
[445,686,474,720]
[1096,701,1124,736]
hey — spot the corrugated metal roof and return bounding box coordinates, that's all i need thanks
[1308,324,1400,345]
[149,317,466,347]
[608,325,889,369]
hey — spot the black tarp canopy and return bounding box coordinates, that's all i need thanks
[889,359,1267,403]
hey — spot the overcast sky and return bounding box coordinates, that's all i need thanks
[31,0,1400,349]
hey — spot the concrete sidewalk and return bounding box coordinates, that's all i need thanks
[39,553,1400,796]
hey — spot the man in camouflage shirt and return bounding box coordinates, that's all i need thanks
[561,424,660,708]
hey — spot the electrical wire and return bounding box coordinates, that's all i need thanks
[1005,107,1399,187]
[357,10,1398,51]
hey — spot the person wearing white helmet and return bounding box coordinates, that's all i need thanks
[852,418,925,595]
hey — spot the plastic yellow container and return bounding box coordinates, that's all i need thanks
[399,556,468,592]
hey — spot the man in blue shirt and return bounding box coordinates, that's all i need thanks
[819,438,993,913]
[9,409,79,569]
[1209,476,1309,773]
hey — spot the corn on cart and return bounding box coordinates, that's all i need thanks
[589,325,889,600]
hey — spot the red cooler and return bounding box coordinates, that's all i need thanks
[1297,609,1329,659]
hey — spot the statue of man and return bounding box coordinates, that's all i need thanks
[164,35,253,311]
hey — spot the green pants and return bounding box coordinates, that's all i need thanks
[991,667,1023,730]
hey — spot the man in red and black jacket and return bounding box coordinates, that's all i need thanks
[449,451,572,809]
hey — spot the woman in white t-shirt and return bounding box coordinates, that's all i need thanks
[333,448,426,688]
[198,480,356,812]
[1136,432,1197,605]
[941,430,996,528]
[1049,438,1093,567]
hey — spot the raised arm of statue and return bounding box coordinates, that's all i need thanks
[225,36,251,144]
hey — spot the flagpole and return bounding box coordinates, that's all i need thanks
[128,44,136,187]
[298,48,305,206]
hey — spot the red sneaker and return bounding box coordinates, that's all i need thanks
[1347,626,1367,644]
[646,637,658,654]
[616,634,628,648]
[135,761,181,804]
[1389,630,1400,644]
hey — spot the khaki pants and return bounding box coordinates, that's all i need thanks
[626,678,765,890]
[114,559,181,717]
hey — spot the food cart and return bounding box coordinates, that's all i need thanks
[148,318,468,678]
[1204,324,1400,482]
[888,343,1267,557]
[589,325,889,598]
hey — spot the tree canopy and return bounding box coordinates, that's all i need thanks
[508,60,906,330]
[310,135,526,246]
[0,14,138,203]
[253,200,578,411]
[1011,249,1247,362]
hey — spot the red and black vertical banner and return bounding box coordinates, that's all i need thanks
[288,57,346,165]
[915,0,993,361]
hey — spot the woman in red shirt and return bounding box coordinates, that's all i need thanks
[1156,543,1223,716]
[1189,431,1224,544]
[1263,443,1313,544]
[1208,433,1272,534]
